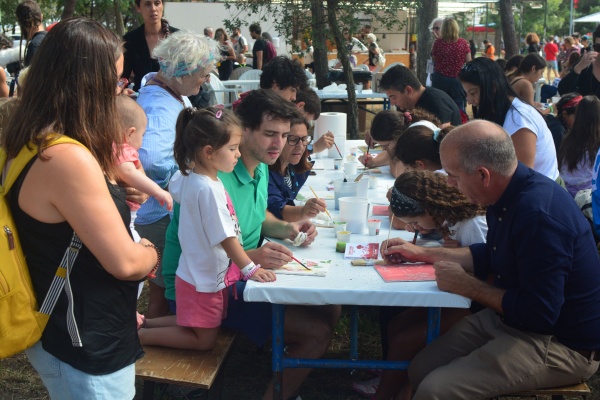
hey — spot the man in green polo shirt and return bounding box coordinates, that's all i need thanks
[162,90,340,400]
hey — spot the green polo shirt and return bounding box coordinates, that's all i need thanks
[162,162,268,301]
[219,161,268,250]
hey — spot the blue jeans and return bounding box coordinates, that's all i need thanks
[25,342,135,400]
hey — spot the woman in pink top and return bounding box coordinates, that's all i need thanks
[431,18,472,111]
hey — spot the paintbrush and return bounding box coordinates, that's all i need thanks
[384,215,394,254]
[412,229,419,245]
[262,238,311,270]
[333,143,348,182]
[333,142,343,159]
[309,186,333,222]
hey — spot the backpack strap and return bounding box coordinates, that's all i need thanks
[2,135,87,347]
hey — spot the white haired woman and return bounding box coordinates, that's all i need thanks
[365,33,382,71]
[135,31,220,318]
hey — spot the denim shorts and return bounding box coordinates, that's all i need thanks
[25,341,135,400]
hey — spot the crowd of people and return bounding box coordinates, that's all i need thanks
[1,2,600,399]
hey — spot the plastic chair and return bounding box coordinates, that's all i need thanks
[206,73,239,108]
[237,69,262,92]
[382,62,405,73]
[229,66,252,80]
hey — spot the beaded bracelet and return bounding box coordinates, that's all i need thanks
[144,243,161,279]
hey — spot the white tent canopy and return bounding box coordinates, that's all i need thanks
[574,11,600,23]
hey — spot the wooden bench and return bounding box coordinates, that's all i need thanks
[496,382,591,399]
[135,329,237,400]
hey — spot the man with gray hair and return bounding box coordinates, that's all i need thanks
[382,120,600,399]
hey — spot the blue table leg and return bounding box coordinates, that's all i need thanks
[349,305,359,360]
[426,307,441,344]
[272,304,285,400]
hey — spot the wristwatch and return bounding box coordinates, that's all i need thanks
[307,144,314,154]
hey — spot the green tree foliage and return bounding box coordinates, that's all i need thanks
[223,0,410,138]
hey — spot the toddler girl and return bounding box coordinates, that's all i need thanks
[115,95,173,241]
[138,107,275,350]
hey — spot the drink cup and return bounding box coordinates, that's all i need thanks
[334,158,343,170]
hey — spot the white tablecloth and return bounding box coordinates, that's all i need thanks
[244,141,470,309]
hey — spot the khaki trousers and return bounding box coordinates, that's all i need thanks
[409,308,599,400]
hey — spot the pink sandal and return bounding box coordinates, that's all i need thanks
[351,374,381,397]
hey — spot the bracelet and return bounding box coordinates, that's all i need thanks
[144,243,161,279]
[240,262,260,281]
[549,105,554,114]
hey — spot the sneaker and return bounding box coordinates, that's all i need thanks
[351,375,381,397]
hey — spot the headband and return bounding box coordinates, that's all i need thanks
[390,186,424,217]
[158,54,215,78]
[562,95,583,110]
[409,120,442,142]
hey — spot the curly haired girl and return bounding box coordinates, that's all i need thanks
[389,170,487,245]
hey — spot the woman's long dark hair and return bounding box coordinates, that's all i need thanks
[557,96,600,172]
[458,57,518,126]
[2,18,123,177]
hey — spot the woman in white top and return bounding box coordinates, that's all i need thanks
[459,57,559,181]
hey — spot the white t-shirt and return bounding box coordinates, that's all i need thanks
[503,98,559,180]
[234,35,248,55]
[169,171,242,292]
[446,215,488,246]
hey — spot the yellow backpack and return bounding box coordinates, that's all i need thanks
[0,136,84,358]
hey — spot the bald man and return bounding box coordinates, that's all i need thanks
[382,120,600,399]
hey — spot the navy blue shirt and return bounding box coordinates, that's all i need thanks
[470,163,600,350]
[267,166,309,220]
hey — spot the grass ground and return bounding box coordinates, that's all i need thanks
[2,304,599,399]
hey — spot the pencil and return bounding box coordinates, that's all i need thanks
[333,142,343,159]
[412,229,419,245]
[309,186,333,222]
[263,237,311,270]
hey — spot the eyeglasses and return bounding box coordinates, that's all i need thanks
[287,135,312,146]
[117,77,129,88]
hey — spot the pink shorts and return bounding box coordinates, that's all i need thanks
[175,276,228,328]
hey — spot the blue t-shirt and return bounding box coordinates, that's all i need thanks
[470,163,600,350]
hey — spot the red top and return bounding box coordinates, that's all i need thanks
[432,38,470,78]
[544,42,559,61]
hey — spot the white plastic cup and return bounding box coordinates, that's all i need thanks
[334,221,347,237]
[336,230,352,242]
[367,219,381,236]
[344,162,358,176]
[368,175,379,189]
[334,158,343,170]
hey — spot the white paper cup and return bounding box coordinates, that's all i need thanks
[334,221,347,237]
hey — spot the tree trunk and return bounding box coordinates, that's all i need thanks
[310,0,329,89]
[326,0,359,139]
[499,0,519,59]
[416,0,437,86]
[114,0,125,37]
[61,0,77,19]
